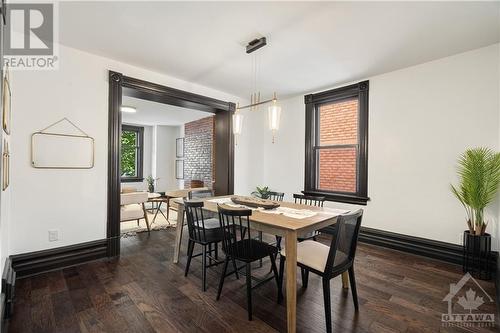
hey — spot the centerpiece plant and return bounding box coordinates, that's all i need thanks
[252,186,271,199]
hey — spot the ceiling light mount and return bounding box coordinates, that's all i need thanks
[234,36,282,144]
[246,37,267,54]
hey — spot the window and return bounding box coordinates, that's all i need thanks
[304,81,369,205]
[121,125,144,182]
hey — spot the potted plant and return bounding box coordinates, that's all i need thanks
[451,147,500,279]
[251,186,271,199]
[145,176,159,193]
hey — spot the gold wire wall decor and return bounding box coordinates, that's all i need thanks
[31,117,95,169]
[2,139,9,191]
[2,64,11,135]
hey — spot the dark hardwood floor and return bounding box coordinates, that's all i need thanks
[8,229,498,333]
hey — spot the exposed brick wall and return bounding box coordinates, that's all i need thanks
[184,116,215,187]
[318,99,358,193]
[319,99,358,145]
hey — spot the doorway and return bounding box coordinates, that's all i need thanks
[107,71,235,257]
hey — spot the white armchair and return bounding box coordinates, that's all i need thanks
[120,191,150,233]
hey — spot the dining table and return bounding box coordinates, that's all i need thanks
[172,195,349,333]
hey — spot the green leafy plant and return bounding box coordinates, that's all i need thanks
[121,130,138,177]
[145,175,158,187]
[252,186,271,199]
[451,147,500,235]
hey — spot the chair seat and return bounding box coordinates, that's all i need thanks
[227,239,278,262]
[120,203,144,221]
[280,240,347,273]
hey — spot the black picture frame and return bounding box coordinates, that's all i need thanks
[1,0,5,25]
[175,159,184,179]
[176,137,184,158]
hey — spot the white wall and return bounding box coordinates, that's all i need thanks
[261,44,500,249]
[10,44,240,254]
[153,125,181,192]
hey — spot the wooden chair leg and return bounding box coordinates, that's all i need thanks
[141,203,151,233]
[322,278,332,333]
[185,240,194,277]
[301,268,309,288]
[202,245,207,292]
[278,256,285,304]
[348,267,359,311]
[246,263,253,321]
[216,257,229,300]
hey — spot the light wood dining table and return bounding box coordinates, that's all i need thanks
[172,195,348,333]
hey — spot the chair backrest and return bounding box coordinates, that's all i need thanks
[184,199,212,242]
[217,204,252,257]
[293,193,325,207]
[120,191,148,205]
[324,209,363,276]
[268,191,285,201]
[188,188,214,199]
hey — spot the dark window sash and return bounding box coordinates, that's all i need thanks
[304,80,369,205]
[121,124,144,182]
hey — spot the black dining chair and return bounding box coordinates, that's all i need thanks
[268,191,285,201]
[188,188,214,199]
[274,193,326,250]
[278,209,363,333]
[216,205,280,320]
[293,193,325,206]
[184,199,230,291]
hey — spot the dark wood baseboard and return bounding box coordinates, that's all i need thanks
[10,239,108,279]
[359,226,498,268]
[2,257,14,330]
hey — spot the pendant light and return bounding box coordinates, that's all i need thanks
[268,93,281,143]
[234,37,282,144]
[233,110,244,145]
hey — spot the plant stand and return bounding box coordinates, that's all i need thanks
[463,231,492,280]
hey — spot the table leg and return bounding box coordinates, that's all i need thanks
[173,204,185,264]
[342,272,349,289]
[152,201,162,224]
[166,196,171,221]
[285,230,297,333]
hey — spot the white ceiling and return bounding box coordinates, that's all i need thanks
[60,1,500,98]
[121,96,212,126]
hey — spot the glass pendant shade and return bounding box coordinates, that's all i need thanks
[268,103,281,131]
[233,113,244,135]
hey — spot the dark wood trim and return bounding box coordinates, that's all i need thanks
[359,227,498,270]
[1,257,14,327]
[108,71,123,257]
[108,70,235,257]
[302,190,369,205]
[304,81,369,205]
[10,239,108,278]
[120,124,144,182]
